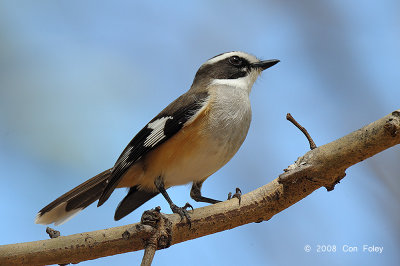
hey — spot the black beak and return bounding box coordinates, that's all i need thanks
[251,59,280,70]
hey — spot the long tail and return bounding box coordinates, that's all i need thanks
[35,169,111,226]
[35,169,160,225]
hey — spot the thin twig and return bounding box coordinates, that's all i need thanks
[141,240,157,266]
[286,113,317,150]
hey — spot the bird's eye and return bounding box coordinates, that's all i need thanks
[229,56,243,66]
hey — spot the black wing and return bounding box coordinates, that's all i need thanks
[97,90,209,206]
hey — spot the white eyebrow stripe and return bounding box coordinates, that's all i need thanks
[205,51,258,65]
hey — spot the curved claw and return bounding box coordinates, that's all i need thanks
[227,187,242,205]
[183,202,194,211]
[170,203,192,228]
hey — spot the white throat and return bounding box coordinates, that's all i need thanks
[210,70,260,94]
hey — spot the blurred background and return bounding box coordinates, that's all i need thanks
[0,1,399,265]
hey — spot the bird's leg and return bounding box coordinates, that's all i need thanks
[228,188,242,205]
[154,176,193,224]
[190,181,222,204]
[191,181,241,205]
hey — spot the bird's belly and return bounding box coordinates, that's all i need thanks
[161,139,231,187]
[132,122,233,190]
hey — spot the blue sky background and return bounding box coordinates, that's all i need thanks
[0,1,399,265]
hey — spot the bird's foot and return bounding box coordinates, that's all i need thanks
[170,202,193,226]
[228,188,242,205]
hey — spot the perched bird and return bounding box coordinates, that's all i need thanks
[35,51,279,226]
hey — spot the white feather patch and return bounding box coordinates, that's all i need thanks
[205,51,258,65]
[144,116,173,147]
[211,70,260,94]
[34,202,83,226]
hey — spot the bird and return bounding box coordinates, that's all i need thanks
[35,51,279,226]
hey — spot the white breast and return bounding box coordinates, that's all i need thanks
[162,90,251,187]
[206,85,252,161]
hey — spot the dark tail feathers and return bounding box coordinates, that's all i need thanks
[35,169,159,225]
[35,169,111,225]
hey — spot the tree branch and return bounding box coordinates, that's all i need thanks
[1,110,399,265]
